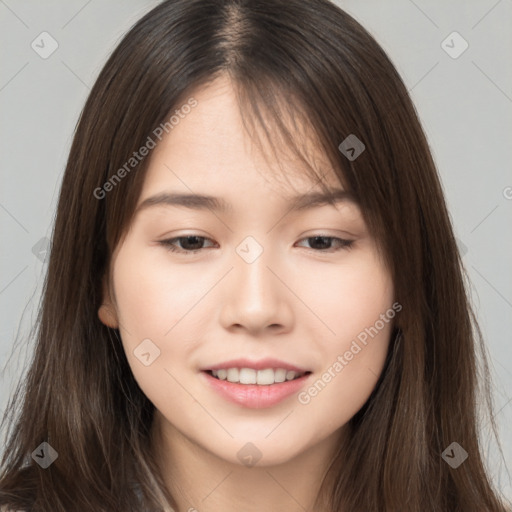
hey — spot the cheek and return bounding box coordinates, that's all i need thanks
[110,243,207,394]
[295,249,394,420]
[296,312,393,436]
[112,242,207,339]
[299,247,394,341]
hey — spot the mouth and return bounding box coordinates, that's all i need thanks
[201,367,312,409]
[200,360,313,408]
[204,367,312,385]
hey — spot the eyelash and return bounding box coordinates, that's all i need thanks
[158,235,355,254]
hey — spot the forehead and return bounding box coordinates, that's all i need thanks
[142,76,343,199]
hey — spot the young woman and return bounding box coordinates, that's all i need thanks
[0,0,509,510]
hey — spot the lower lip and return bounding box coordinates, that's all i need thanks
[201,371,311,409]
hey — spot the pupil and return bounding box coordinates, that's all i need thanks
[312,236,330,249]
[183,236,202,250]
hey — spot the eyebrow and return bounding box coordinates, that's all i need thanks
[135,189,357,215]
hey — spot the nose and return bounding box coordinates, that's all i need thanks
[219,247,294,336]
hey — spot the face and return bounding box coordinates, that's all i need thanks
[100,76,396,467]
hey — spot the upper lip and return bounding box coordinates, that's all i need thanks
[202,358,310,373]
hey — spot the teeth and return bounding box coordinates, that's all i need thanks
[226,368,239,383]
[274,368,287,382]
[256,368,274,385]
[239,368,257,384]
[210,367,305,385]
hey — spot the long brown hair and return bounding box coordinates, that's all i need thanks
[0,0,509,510]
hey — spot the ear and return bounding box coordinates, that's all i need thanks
[98,274,119,329]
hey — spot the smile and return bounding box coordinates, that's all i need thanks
[201,369,312,408]
[207,367,309,385]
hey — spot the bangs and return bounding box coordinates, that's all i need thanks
[230,72,353,199]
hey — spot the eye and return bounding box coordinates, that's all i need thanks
[295,235,355,252]
[158,234,354,254]
[158,235,216,254]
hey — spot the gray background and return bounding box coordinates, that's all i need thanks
[1,0,511,503]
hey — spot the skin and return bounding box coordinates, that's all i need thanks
[99,75,396,512]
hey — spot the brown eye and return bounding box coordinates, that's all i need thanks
[296,236,354,252]
[159,235,216,254]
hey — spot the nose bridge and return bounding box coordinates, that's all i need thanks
[220,234,291,332]
[234,234,276,307]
